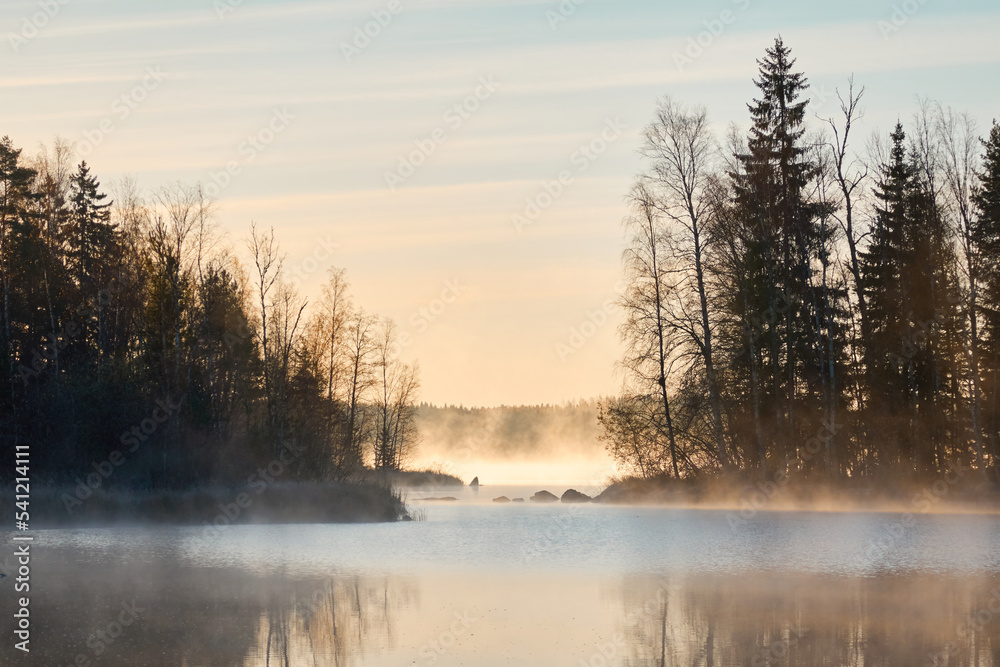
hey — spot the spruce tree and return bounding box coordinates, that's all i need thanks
[861,123,962,473]
[973,121,1000,473]
[66,161,115,291]
[66,161,118,359]
[728,37,828,471]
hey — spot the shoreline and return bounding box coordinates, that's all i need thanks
[592,474,1000,515]
[2,479,412,529]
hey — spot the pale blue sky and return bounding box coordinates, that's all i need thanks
[3,0,998,405]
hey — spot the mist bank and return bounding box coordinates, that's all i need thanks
[411,401,614,484]
[414,401,605,459]
[594,470,1000,514]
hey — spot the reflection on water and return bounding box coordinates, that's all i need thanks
[5,506,1000,666]
[246,576,413,667]
[614,573,1000,666]
[4,547,414,667]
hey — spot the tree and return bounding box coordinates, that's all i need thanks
[0,136,40,477]
[973,120,1000,477]
[372,319,420,471]
[822,80,869,419]
[936,105,988,474]
[614,182,685,478]
[860,123,962,474]
[727,37,827,474]
[343,308,377,472]
[639,97,730,468]
[66,161,118,358]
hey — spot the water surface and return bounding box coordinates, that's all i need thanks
[4,485,1000,666]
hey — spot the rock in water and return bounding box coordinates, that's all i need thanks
[470,476,479,487]
[560,489,592,503]
[530,490,559,503]
[511,498,525,502]
[492,496,510,503]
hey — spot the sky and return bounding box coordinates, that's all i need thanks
[2,0,999,407]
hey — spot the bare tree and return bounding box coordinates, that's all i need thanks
[270,280,308,448]
[343,308,377,471]
[640,97,730,468]
[822,81,869,408]
[248,223,282,436]
[317,268,352,419]
[371,318,421,470]
[617,181,685,478]
[936,104,986,473]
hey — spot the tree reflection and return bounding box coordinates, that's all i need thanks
[249,574,415,666]
[8,546,414,667]
[613,573,1000,666]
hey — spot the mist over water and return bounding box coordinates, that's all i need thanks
[6,503,1000,666]
[411,402,616,485]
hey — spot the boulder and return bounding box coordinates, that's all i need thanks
[560,488,592,503]
[530,490,559,503]
[511,498,525,502]
[469,476,479,487]
[492,496,510,503]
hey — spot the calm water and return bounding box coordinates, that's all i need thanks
[4,485,1000,666]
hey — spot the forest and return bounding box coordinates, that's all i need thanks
[0,141,420,492]
[600,38,1000,488]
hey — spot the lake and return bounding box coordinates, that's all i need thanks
[5,484,1000,666]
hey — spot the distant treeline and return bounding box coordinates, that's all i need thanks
[602,38,1000,485]
[415,401,604,459]
[0,139,418,490]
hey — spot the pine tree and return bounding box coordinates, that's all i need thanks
[726,37,829,473]
[0,137,41,459]
[861,123,962,473]
[66,162,118,359]
[973,121,1000,475]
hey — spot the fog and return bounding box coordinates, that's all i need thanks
[409,401,616,485]
[8,541,1000,666]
